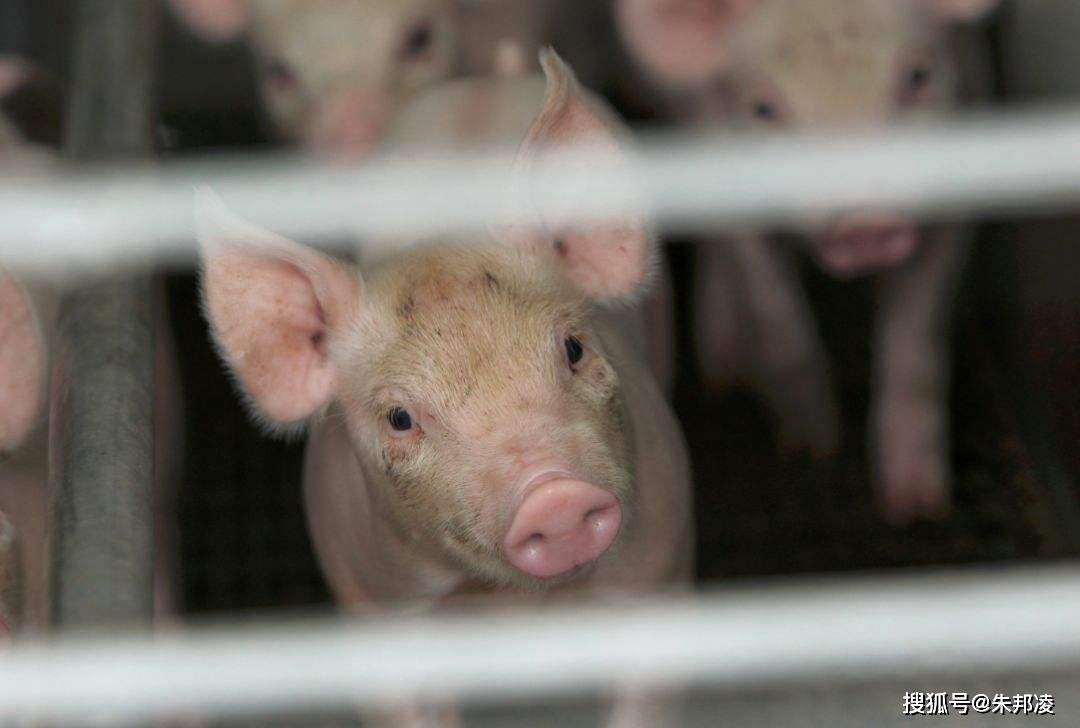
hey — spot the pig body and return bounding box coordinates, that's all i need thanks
[616,0,999,522]
[199,51,692,725]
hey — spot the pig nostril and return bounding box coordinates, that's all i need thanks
[585,507,607,525]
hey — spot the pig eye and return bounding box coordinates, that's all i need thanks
[752,101,778,121]
[264,59,297,90]
[401,21,434,60]
[899,60,935,107]
[908,65,932,90]
[387,407,414,432]
[564,336,585,369]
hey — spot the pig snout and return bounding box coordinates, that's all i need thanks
[309,90,387,158]
[504,476,622,579]
[817,213,919,276]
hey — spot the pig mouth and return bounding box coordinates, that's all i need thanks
[815,213,919,277]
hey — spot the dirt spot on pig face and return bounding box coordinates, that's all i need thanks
[711,0,960,130]
[335,246,634,588]
[248,0,456,155]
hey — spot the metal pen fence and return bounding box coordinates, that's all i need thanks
[0,0,1078,725]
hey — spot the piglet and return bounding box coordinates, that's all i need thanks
[615,0,999,523]
[198,50,693,725]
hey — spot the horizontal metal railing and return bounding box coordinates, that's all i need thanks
[3,106,1080,272]
[0,565,1078,723]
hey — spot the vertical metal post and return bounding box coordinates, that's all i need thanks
[49,1,160,629]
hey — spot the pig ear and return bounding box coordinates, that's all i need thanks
[195,189,362,430]
[614,0,753,88]
[0,269,47,453]
[924,0,1001,22]
[168,0,252,43]
[508,50,653,301]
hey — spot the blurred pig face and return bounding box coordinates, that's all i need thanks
[711,1,962,130]
[247,0,456,155]
[618,0,998,275]
[715,1,966,274]
[336,247,633,587]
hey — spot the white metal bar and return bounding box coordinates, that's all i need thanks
[2,106,1080,274]
[0,565,1078,723]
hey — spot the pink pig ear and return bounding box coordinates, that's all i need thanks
[615,0,753,88]
[509,50,653,301]
[168,0,252,43]
[924,0,1001,22]
[0,269,47,453]
[195,189,362,430]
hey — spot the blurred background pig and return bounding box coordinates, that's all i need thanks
[615,0,1001,523]
[166,0,562,157]
[168,0,458,156]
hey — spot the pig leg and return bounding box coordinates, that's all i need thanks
[694,236,748,389]
[724,234,840,458]
[871,229,969,523]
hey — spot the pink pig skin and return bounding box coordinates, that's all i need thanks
[199,51,692,726]
[616,0,1000,523]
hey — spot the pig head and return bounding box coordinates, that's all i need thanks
[197,52,685,595]
[616,0,1000,276]
[169,0,459,156]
